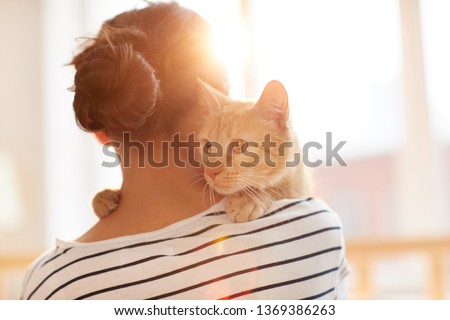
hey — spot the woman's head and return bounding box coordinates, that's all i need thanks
[72,2,228,139]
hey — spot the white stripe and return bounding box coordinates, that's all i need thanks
[22,198,349,300]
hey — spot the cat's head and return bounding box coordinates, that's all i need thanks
[197,80,295,195]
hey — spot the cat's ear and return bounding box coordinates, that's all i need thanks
[197,78,232,113]
[254,80,289,129]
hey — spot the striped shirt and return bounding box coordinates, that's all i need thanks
[20,197,349,300]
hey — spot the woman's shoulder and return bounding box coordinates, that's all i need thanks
[268,197,336,217]
[19,248,59,299]
[262,197,345,241]
[261,197,344,232]
[204,197,347,268]
[20,197,349,299]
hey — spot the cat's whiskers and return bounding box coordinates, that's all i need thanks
[244,186,273,211]
[235,181,254,208]
[238,174,273,190]
[200,179,210,208]
[201,176,220,209]
[211,185,217,206]
[208,186,213,208]
[186,173,207,191]
[271,178,290,198]
[236,180,274,211]
[243,178,277,205]
[239,174,288,199]
[223,173,277,201]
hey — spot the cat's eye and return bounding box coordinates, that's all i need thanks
[202,140,213,152]
[202,140,219,155]
[230,138,248,153]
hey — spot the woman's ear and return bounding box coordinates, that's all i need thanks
[94,130,109,144]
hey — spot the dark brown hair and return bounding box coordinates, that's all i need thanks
[72,2,227,135]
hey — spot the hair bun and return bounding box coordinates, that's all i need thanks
[73,42,159,134]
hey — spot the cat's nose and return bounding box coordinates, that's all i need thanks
[205,167,222,181]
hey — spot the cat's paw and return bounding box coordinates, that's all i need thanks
[226,197,265,222]
[92,189,121,219]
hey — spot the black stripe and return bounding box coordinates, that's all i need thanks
[30,199,276,299]
[26,223,222,299]
[46,226,341,299]
[38,198,306,296]
[183,209,329,255]
[73,209,328,299]
[19,251,55,300]
[302,287,335,300]
[32,203,325,299]
[219,267,339,300]
[49,207,327,300]
[205,197,313,217]
[204,210,227,217]
[143,247,341,300]
[259,197,314,219]
[41,247,73,267]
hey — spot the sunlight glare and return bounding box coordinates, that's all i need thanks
[211,23,249,98]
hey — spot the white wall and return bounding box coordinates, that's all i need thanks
[42,0,124,245]
[0,0,44,253]
[0,0,125,251]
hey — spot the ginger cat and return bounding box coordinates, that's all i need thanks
[92,80,310,222]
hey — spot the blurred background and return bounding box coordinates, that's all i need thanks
[0,0,449,299]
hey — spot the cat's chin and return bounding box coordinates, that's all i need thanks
[210,184,241,196]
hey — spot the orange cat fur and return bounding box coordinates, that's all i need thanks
[196,80,310,222]
[92,80,310,222]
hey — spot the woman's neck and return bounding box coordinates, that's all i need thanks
[77,150,222,242]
